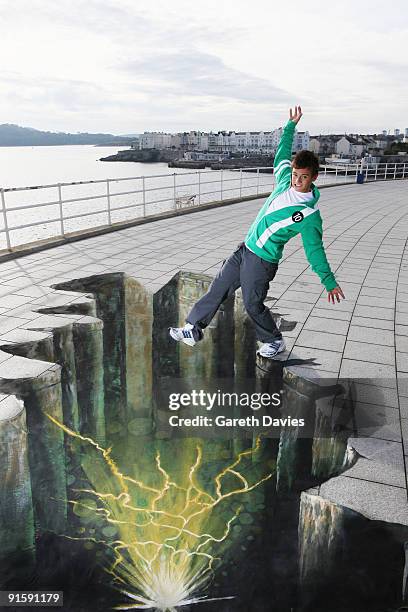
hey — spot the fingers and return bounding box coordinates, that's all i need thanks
[327,287,346,304]
[290,106,303,123]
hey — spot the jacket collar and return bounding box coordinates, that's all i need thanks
[309,184,320,207]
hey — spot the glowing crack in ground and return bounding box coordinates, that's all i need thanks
[47,413,275,611]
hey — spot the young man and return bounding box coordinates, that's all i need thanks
[169,106,345,358]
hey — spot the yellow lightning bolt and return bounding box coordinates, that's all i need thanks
[46,413,275,611]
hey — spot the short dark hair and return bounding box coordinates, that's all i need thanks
[292,150,319,176]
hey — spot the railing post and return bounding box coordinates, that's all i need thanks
[142,176,146,216]
[365,164,369,181]
[106,179,112,225]
[0,189,11,250]
[256,167,260,195]
[324,165,327,182]
[335,166,338,181]
[173,173,177,210]
[220,170,223,201]
[198,171,201,205]
[403,164,406,179]
[393,163,397,179]
[58,183,65,237]
[345,165,348,183]
[385,163,388,179]
[374,164,378,181]
[239,168,243,197]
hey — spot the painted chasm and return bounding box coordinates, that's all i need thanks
[0,271,407,612]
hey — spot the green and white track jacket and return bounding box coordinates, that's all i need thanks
[245,119,337,291]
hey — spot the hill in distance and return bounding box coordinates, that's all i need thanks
[0,124,136,146]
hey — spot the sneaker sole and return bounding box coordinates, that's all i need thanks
[256,343,286,359]
[169,328,196,347]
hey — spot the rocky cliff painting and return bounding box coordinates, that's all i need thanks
[0,272,407,612]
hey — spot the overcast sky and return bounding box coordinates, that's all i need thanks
[1,0,407,135]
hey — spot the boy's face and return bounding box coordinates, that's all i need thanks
[291,165,318,193]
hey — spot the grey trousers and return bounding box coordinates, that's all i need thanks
[187,243,282,342]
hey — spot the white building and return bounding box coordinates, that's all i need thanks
[292,131,310,152]
[139,132,172,149]
[309,138,320,154]
[216,127,308,154]
[139,126,310,155]
[335,136,364,157]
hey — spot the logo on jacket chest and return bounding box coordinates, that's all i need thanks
[292,211,304,223]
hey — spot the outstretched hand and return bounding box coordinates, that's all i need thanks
[327,286,345,304]
[289,105,302,125]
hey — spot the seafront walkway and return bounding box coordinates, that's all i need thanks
[0,179,407,527]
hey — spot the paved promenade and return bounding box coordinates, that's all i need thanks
[0,179,407,523]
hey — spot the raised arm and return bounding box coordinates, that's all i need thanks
[273,106,302,186]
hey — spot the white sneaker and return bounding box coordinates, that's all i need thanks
[169,323,198,347]
[257,338,286,359]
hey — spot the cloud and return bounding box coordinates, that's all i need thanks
[360,60,408,79]
[119,50,292,104]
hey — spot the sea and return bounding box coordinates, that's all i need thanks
[0,145,273,249]
[0,145,172,188]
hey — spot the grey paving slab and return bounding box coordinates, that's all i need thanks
[345,438,405,488]
[277,290,317,305]
[271,299,313,314]
[397,302,408,314]
[315,297,356,312]
[357,295,396,309]
[353,304,395,320]
[397,352,408,372]
[13,285,56,298]
[396,312,408,325]
[351,316,394,331]
[0,354,59,379]
[296,329,346,352]
[398,378,408,398]
[347,325,394,346]
[310,307,353,321]
[289,282,325,295]
[340,359,396,384]
[319,474,408,524]
[303,316,349,335]
[401,419,408,456]
[398,293,408,304]
[354,401,401,443]
[0,294,34,309]
[352,382,399,409]
[363,279,398,290]
[288,346,342,373]
[399,396,408,418]
[395,338,408,353]
[0,315,27,334]
[343,340,395,365]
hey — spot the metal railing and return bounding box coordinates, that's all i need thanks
[0,162,406,252]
